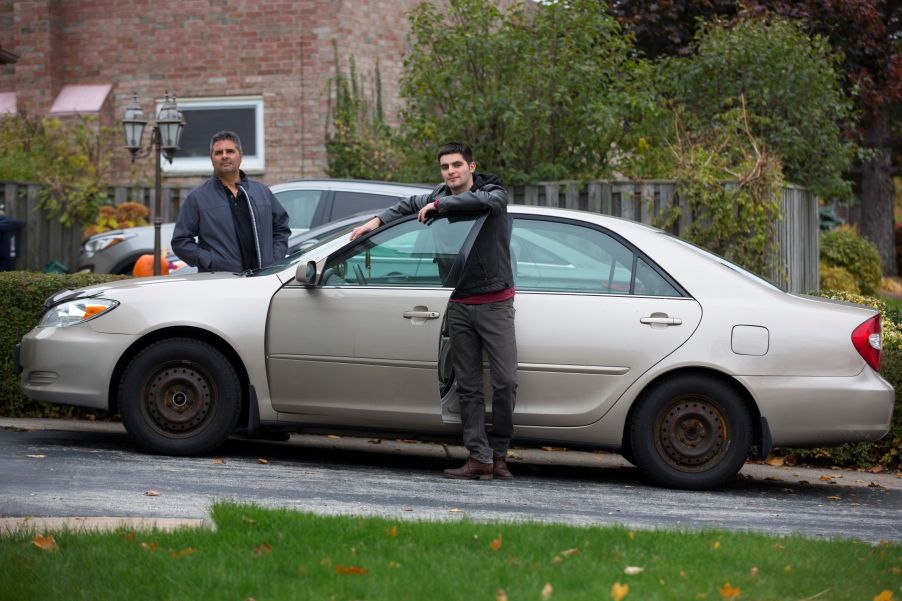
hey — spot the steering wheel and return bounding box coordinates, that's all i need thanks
[353,263,367,286]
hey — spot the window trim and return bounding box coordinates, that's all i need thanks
[511,215,690,298]
[160,96,264,175]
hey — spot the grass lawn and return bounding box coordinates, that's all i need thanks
[1,503,899,600]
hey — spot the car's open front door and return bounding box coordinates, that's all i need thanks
[266,214,486,431]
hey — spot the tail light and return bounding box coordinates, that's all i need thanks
[851,314,882,371]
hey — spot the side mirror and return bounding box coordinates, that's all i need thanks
[297,260,318,286]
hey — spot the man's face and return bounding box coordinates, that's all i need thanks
[211,139,242,178]
[439,152,475,194]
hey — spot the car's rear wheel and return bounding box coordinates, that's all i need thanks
[629,374,751,490]
[119,338,241,455]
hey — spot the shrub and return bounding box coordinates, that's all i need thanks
[83,202,150,239]
[818,262,859,293]
[0,271,128,416]
[820,227,883,295]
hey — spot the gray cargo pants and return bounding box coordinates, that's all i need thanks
[446,297,518,464]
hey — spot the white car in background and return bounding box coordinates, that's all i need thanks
[18,206,894,489]
[77,179,432,274]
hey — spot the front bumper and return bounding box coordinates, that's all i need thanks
[738,368,895,447]
[18,324,138,410]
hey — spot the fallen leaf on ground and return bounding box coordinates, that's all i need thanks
[25,454,46,459]
[711,541,721,550]
[144,490,160,497]
[826,495,842,501]
[336,563,368,575]
[611,582,629,601]
[891,567,901,575]
[257,458,269,465]
[507,451,522,460]
[32,533,57,551]
[140,542,158,552]
[627,531,636,540]
[448,508,462,513]
[868,482,885,489]
[120,531,136,543]
[895,473,902,479]
[496,589,509,601]
[873,591,894,601]
[679,571,688,580]
[541,446,567,452]
[253,543,272,555]
[241,515,256,524]
[773,543,785,550]
[560,548,580,557]
[489,534,503,552]
[718,582,741,598]
[388,526,398,538]
[624,566,644,575]
[868,465,885,473]
[784,564,793,573]
[764,455,784,466]
[212,458,226,465]
[327,435,341,440]
[819,475,836,482]
[541,583,553,599]
[169,547,197,559]
[749,566,759,579]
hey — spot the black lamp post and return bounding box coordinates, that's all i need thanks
[122,92,185,275]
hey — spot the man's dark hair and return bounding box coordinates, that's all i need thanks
[210,130,243,154]
[436,142,473,164]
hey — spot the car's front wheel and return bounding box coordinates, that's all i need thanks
[119,338,241,455]
[629,374,752,490]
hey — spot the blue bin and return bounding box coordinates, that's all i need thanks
[0,216,24,271]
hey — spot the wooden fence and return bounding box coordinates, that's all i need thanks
[0,179,818,292]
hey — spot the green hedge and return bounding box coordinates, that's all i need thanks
[0,271,899,469]
[820,228,883,295]
[0,271,127,416]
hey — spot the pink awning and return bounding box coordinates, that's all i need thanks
[49,84,112,115]
[0,92,15,114]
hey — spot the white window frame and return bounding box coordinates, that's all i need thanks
[160,96,265,175]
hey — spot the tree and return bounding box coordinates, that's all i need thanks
[613,0,902,274]
[397,0,655,183]
[325,46,402,180]
[662,17,855,199]
[0,111,114,227]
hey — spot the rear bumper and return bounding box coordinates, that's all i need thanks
[18,325,137,410]
[737,368,894,446]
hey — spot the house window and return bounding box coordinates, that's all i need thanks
[161,96,264,175]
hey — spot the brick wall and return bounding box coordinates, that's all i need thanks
[0,0,434,186]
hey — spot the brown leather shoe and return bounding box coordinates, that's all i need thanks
[443,457,493,480]
[493,456,514,480]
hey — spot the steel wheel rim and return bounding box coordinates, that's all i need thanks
[654,395,728,473]
[140,361,217,437]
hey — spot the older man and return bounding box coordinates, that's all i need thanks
[172,130,290,272]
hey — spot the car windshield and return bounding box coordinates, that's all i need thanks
[252,224,358,277]
[663,232,783,292]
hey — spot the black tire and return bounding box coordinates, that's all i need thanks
[629,375,752,490]
[119,338,242,455]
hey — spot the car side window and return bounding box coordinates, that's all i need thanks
[321,216,479,287]
[331,191,403,221]
[511,218,681,297]
[273,189,324,230]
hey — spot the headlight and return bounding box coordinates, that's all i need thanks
[81,232,137,257]
[38,299,119,328]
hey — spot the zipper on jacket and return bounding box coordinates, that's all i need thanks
[237,184,263,268]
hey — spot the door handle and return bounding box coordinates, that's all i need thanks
[403,310,440,320]
[640,316,682,326]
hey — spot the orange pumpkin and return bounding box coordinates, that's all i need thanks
[132,254,169,277]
